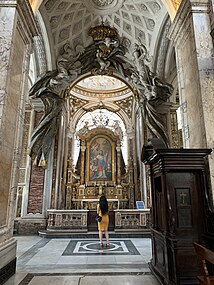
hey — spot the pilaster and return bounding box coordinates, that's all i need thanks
[169,0,214,197]
[0,0,38,281]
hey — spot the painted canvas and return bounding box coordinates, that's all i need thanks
[89,136,113,181]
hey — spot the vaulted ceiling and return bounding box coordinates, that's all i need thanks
[39,0,170,65]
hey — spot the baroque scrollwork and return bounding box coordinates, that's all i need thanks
[29,23,173,167]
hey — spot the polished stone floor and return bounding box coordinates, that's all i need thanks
[5,236,160,285]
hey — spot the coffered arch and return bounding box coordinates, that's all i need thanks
[29,0,180,20]
[29,0,181,76]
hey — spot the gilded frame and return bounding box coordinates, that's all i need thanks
[86,135,115,183]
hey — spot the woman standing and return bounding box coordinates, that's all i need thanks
[97,195,109,248]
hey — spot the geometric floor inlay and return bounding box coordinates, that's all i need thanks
[62,240,140,255]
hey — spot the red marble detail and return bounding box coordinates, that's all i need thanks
[27,163,45,214]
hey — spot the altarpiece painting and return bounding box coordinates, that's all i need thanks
[87,135,115,183]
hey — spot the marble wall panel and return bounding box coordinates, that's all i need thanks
[176,22,207,147]
[28,165,45,214]
[169,0,214,198]
[0,29,25,228]
[27,112,45,214]
[192,13,214,148]
[0,7,16,130]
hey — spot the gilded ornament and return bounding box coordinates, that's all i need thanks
[89,23,118,41]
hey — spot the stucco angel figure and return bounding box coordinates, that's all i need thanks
[132,39,152,88]
[77,121,89,136]
[113,120,123,141]
[56,43,85,81]
[130,38,173,104]
[96,37,121,72]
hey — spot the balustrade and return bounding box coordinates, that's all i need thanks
[47,209,88,231]
[114,209,150,231]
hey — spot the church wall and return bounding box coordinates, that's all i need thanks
[0,7,19,231]
[0,18,30,236]
[0,0,38,281]
[15,110,53,234]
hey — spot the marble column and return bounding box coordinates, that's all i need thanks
[0,0,38,282]
[80,144,86,185]
[54,115,65,209]
[169,0,214,197]
[116,145,121,185]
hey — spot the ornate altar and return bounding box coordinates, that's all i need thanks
[67,127,128,212]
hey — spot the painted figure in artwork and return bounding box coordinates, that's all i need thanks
[89,137,112,180]
[96,150,107,178]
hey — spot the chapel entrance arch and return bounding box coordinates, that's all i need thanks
[28,23,173,233]
[65,74,138,231]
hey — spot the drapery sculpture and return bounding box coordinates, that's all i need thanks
[28,23,173,167]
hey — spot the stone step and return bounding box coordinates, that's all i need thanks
[38,229,151,238]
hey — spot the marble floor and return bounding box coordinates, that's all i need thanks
[5,236,160,285]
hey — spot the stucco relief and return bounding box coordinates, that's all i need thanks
[40,0,166,57]
[92,0,114,6]
[0,10,13,72]
[0,37,10,72]
[85,0,124,12]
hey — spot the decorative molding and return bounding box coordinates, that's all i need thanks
[17,0,39,39]
[115,96,133,118]
[69,95,88,117]
[154,16,171,79]
[71,85,131,99]
[84,0,124,15]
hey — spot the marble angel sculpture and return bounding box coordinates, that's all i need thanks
[128,39,174,147]
[28,43,86,167]
[27,71,66,167]
[55,43,85,81]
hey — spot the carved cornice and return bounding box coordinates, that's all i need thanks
[79,127,119,142]
[17,0,39,39]
[72,85,131,99]
[169,0,210,45]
